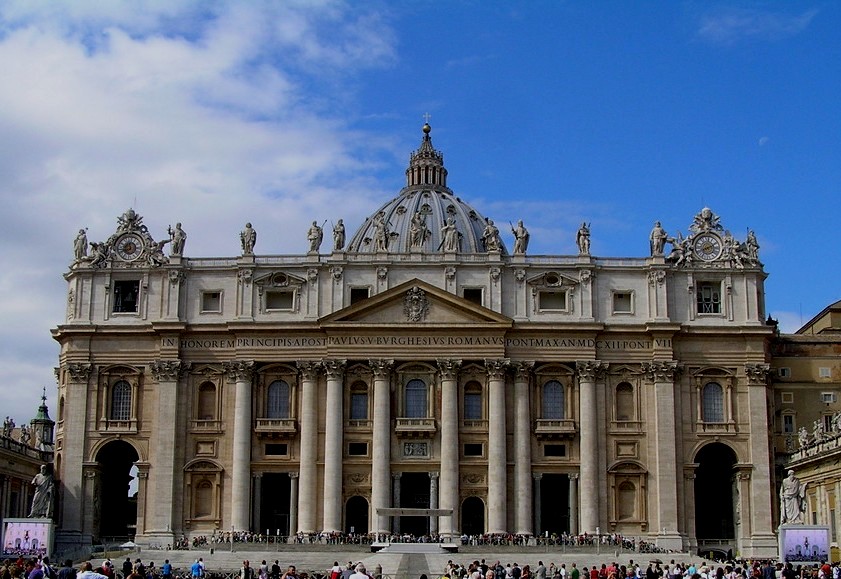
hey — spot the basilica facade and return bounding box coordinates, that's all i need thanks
[52,124,778,557]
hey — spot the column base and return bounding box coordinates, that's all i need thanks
[136,531,176,548]
[655,533,685,552]
[742,533,779,559]
[55,529,92,555]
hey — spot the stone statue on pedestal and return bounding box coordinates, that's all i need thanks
[29,464,54,518]
[779,469,806,525]
[511,220,529,255]
[332,220,345,251]
[576,222,591,255]
[168,223,187,256]
[241,223,257,255]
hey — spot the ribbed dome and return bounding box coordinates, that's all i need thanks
[346,125,507,255]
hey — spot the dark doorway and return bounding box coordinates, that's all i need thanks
[461,496,485,535]
[345,496,369,534]
[540,474,570,535]
[260,473,291,535]
[96,440,139,540]
[399,472,430,535]
[695,443,737,541]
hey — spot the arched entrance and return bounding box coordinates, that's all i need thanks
[461,496,484,535]
[95,440,139,540]
[345,496,369,534]
[694,442,737,553]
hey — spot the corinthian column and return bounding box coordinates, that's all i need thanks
[576,360,607,534]
[224,360,255,531]
[147,359,190,541]
[322,359,347,532]
[643,360,683,550]
[58,362,92,548]
[485,358,509,533]
[512,361,534,535]
[370,359,394,533]
[437,358,461,538]
[296,361,321,533]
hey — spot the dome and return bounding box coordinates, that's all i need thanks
[346,125,507,254]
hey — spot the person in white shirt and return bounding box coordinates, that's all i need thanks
[78,563,109,579]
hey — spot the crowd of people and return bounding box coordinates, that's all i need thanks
[5,555,841,579]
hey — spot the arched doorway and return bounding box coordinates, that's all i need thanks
[345,496,369,534]
[95,440,139,540]
[461,496,484,535]
[694,443,737,551]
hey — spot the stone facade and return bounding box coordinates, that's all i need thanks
[52,125,778,557]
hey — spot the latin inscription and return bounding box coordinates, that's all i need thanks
[166,335,672,351]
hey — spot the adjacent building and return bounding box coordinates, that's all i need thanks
[52,124,779,557]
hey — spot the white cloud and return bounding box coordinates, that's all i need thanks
[0,1,398,422]
[697,7,818,45]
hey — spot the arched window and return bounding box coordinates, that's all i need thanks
[542,380,564,419]
[267,380,290,419]
[110,380,131,420]
[350,381,368,420]
[615,382,634,421]
[193,479,213,518]
[405,379,427,418]
[198,382,216,420]
[702,382,724,423]
[617,481,636,520]
[463,381,482,420]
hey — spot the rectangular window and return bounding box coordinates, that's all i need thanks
[612,291,633,314]
[781,391,794,403]
[824,415,834,432]
[544,444,566,457]
[539,290,567,311]
[464,443,483,457]
[697,282,721,314]
[350,287,369,305]
[348,442,368,456]
[265,443,288,456]
[821,392,837,404]
[783,414,794,433]
[113,280,140,313]
[778,368,792,378]
[463,288,483,306]
[350,393,368,420]
[820,367,832,378]
[201,291,222,313]
[265,290,294,310]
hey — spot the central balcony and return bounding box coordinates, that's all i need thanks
[394,417,437,439]
[255,418,298,439]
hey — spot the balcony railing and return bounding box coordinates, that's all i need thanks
[255,418,297,438]
[190,419,224,433]
[696,421,737,434]
[394,417,437,438]
[533,418,577,439]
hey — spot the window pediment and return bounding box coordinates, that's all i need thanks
[527,271,579,288]
[254,271,306,288]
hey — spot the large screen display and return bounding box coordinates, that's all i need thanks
[779,525,830,563]
[2,519,53,557]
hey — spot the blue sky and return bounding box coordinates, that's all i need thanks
[0,1,838,422]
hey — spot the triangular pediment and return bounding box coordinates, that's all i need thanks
[320,279,512,327]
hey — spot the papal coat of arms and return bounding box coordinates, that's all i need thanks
[403,286,429,322]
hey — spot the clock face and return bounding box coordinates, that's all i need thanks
[116,234,144,261]
[693,233,722,261]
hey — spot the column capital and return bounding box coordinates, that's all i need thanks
[429,472,439,480]
[642,360,682,383]
[289,472,299,479]
[149,359,191,382]
[66,362,93,382]
[322,359,347,379]
[392,472,402,480]
[224,360,255,382]
[576,360,608,381]
[484,358,510,379]
[532,473,543,481]
[744,363,771,385]
[569,473,579,481]
[511,361,535,381]
[436,359,462,380]
[369,359,394,378]
[296,360,322,380]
